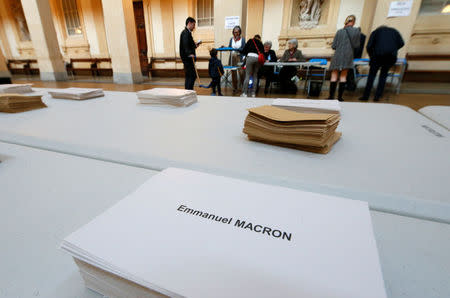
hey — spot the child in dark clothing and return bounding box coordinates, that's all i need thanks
[208,48,224,96]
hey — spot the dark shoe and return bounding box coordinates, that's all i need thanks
[359,97,369,101]
[264,88,269,95]
[218,93,223,96]
[328,82,337,99]
[373,97,380,102]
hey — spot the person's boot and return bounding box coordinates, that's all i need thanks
[328,81,337,99]
[338,82,346,101]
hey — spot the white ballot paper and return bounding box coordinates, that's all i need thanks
[48,87,104,100]
[272,98,341,114]
[61,168,386,298]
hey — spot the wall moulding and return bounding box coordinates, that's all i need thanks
[278,0,341,52]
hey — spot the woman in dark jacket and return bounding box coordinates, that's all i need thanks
[257,41,278,94]
[241,35,264,97]
[328,15,360,101]
[228,26,246,93]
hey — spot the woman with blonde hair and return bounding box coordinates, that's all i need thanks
[328,15,360,101]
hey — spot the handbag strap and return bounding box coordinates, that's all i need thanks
[252,39,262,55]
[344,28,355,49]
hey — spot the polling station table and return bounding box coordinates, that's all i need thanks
[0,90,449,223]
[418,105,450,130]
[1,141,449,298]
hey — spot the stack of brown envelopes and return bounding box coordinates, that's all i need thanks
[243,105,341,154]
[0,93,47,113]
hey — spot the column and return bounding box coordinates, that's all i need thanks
[370,0,423,58]
[21,0,67,81]
[246,0,264,39]
[101,0,143,84]
[0,48,12,83]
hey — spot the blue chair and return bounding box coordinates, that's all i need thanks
[305,59,327,97]
[388,58,407,94]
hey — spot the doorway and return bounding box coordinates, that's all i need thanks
[133,1,149,76]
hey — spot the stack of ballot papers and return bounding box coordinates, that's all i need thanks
[243,105,341,154]
[272,98,341,114]
[61,168,386,298]
[48,88,104,100]
[0,93,46,113]
[0,83,33,94]
[137,88,197,107]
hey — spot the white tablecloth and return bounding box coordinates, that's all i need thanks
[419,105,450,130]
[0,89,448,222]
[1,142,449,298]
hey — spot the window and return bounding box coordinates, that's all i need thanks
[9,1,31,41]
[197,0,214,27]
[419,0,448,15]
[62,0,83,35]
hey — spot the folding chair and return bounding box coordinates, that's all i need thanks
[221,66,239,88]
[305,58,327,97]
[388,58,407,94]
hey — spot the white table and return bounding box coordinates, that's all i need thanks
[419,105,450,130]
[1,142,449,298]
[0,90,449,223]
[0,142,156,298]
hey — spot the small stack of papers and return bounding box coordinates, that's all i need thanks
[0,84,33,94]
[243,105,341,154]
[272,98,341,114]
[0,94,46,113]
[137,88,197,107]
[61,168,386,298]
[48,88,104,100]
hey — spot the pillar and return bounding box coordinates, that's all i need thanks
[21,0,67,81]
[370,0,423,58]
[246,0,264,39]
[101,0,143,84]
[0,48,12,84]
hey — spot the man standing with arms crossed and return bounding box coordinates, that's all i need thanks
[180,17,201,90]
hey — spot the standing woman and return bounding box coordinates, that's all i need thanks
[241,35,264,97]
[328,15,360,101]
[228,26,246,93]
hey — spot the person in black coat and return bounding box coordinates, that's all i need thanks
[256,41,277,94]
[208,48,224,96]
[179,17,202,90]
[360,26,404,101]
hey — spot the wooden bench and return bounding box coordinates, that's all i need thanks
[7,59,39,75]
[149,56,210,77]
[66,58,113,77]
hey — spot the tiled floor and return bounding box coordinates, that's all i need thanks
[12,75,450,111]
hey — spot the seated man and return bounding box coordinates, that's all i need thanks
[257,41,278,94]
[279,39,305,94]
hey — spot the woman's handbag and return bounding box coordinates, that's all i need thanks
[252,39,265,65]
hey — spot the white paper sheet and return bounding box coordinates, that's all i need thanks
[62,168,386,298]
[225,16,240,29]
[388,0,413,18]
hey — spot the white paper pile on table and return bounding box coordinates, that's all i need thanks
[137,88,197,107]
[272,98,341,114]
[48,88,104,100]
[0,93,46,113]
[61,168,386,298]
[0,84,33,94]
[243,105,341,154]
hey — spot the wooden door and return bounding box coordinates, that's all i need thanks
[133,1,149,76]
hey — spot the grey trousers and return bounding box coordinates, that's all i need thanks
[242,56,261,94]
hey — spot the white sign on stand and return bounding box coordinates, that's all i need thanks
[225,16,240,29]
[388,0,413,17]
